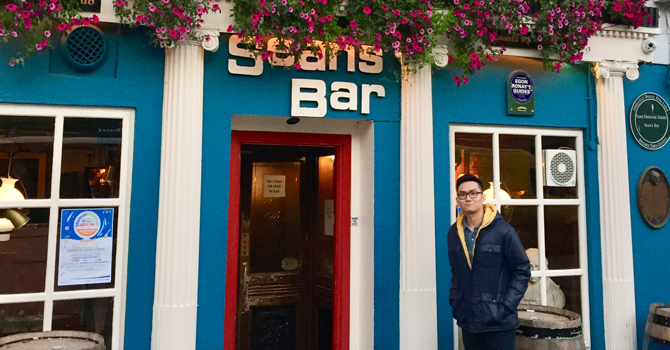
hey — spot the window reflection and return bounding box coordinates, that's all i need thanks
[52,297,113,349]
[454,133,493,191]
[60,118,122,199]
[0,116,55,200]
[0,208,50,295]
[500,134,536,199]
[0,302,44,336]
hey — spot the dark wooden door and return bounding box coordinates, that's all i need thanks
[236,146,335,350]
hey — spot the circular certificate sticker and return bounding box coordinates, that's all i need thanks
[630,93,670,150]
[73,211,101,238]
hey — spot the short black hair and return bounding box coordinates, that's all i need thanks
[456,174,483,191]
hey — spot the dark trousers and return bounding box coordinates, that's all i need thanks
[462,329,516,350]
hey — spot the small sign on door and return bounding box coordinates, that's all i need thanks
[263,175,286,197]
[324,199,334,236]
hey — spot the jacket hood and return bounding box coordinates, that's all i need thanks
[455,203,498,269]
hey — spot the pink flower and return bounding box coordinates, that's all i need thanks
[288,6,293,12]
[294,62,301,69]
[36,43,42,50]
[376,32,382,41]
[353,39,360,45]
[5,4,17,11]
[392,9,400,15]
[519,24,529,35]
[350,20,357,29]
[44,30,51,37]
[8,62,15,67]
[115,1,124,6]
[362,6,371,15]
[37,0,46,6]
[169,29,178,38]
[455,76,462,86]
[93,14,99,22]
[227,25,234,32]
[259,0,265,6]
[382,4,389,10]
[537,44,542,50]
[23,19,31,29]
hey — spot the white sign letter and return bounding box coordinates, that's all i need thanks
[228,35,263,76]
[330,82,358,111]
[268,37,295,67]
[361,84,386,115]
[359,46,383,74]
[292,78,327,117]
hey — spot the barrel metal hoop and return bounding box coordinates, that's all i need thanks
[516,325,583,339]
[654,313,670,327]
[650,336,670,346]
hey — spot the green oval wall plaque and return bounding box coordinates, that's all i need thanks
[630,93,670,150]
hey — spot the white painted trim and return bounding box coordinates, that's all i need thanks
[0,105,133,350]
[231,115,376,349]
[449,125,590,349]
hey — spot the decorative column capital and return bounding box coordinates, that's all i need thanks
[196,30,220,52]
[433,45,449,68]
[592,60,639,81]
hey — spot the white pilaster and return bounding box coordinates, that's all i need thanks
[400,65,438,350]
[151,34,219,350]
[593,60,639,350]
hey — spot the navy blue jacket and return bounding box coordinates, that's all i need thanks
[447,203,531,333]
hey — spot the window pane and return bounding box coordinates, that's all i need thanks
[0,301,44,336]
[52,297,113,350]
[455,133,493,194]
[545,205,580,269]
[499,134,536,199]
[318,155,335,275]
[55,207,118,291]
[0,208,50,294]
[549,276,582,315]
[506,205,538,250]
[0,116,55,199]
[542,136,577,199]
[60,118,122,199]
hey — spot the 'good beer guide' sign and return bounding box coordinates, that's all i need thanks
[507,70,535,116]
[630,93,670,150]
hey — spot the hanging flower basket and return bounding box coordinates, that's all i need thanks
[0,0,99,65]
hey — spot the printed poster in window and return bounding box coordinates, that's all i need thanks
[58,208,114,286]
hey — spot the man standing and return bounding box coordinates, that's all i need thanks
[448,174,531,350]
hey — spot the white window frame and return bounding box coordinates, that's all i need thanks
[0,104,134,350]
[449,124,590,349]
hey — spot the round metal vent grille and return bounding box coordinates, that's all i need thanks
[63,26,108,72]
[549,152,575,185]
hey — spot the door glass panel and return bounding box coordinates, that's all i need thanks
[0,208,50,294]
[249,162,301,274]
[545,205,580,269]
[0,116,54,200]
[0,301,44,336]
[500,134,536,199]
[455,133,493,195]
[542,136,577,199]
[318,155,334,275]
[60,118,122,199]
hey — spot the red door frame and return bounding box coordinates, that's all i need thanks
[223,131,352,350]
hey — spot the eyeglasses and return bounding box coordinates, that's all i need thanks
[457,191,482,200]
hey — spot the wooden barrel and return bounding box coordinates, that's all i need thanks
[644,302,670,350]
[515,304,585,350]
[0,330,105,350]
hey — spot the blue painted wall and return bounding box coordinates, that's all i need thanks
[0,28,165,350]
[197,34,402,350]
[431,58,604,349]
[623,63,670,350]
